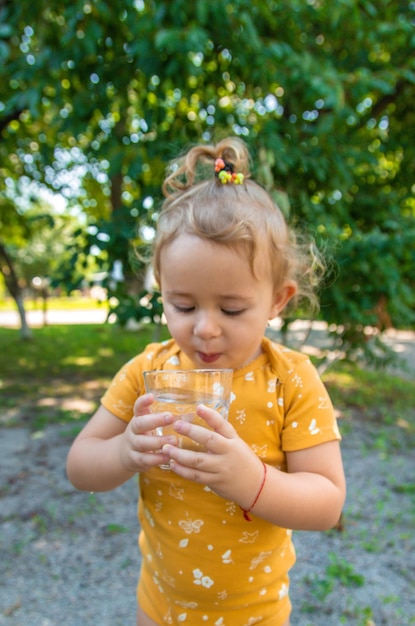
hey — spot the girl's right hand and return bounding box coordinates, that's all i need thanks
[118,393,177,473]
[67,396,177,491]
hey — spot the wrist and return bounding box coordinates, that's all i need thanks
[240,460,268,522]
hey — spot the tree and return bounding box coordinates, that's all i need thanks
[0,194,88,336]
[1,0,414,358]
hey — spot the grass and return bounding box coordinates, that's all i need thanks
[0,323,160,379]
[323,363,415,419]
[303,552,365,606]
[0,322,414,438]
[0,295,105,312]
[0,323,170,430]
[323,362,415,452]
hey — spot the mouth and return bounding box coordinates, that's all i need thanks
[197,351,222,364]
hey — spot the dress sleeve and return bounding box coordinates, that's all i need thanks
[280,357,341,452]
[100,354,146,422]
[100,339,179,422]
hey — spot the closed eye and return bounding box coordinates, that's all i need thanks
[222,309,245,316]
[173,305,195,313]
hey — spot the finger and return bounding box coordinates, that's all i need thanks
[131,411,174,435]
[133,393,154,416]
[161,444,210,482]
[173,419,222,454]
[131,431,178,453]
[177,403,236,441]
[135,450,174,470]
[196,403,236,437]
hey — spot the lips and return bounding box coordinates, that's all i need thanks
[197,351,222,364]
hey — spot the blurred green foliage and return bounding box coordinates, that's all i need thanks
[1,0,414,357]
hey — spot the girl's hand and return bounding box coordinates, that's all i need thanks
[161,404,265,511]
[66,397,179,492]
[118,394,177,473]
[161,406,345,531]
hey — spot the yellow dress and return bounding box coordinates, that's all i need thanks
[101,337,341,625]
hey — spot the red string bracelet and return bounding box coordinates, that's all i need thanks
[240,461,267,522]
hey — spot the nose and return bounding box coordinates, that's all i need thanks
[193,311,221,340]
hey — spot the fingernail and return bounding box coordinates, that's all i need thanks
[174,420,184,432]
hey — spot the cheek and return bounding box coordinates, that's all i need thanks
[164,313,188,336]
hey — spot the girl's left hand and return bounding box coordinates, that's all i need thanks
[161,404,265,511]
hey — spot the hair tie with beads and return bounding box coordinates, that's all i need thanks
[214,158,244,185]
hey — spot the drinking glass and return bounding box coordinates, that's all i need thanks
[143,369,233,469]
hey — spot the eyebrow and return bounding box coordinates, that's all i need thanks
[164,290,254,301]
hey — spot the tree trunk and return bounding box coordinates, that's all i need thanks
[0,242,32,339]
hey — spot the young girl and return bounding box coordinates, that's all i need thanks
[66,137,346,626]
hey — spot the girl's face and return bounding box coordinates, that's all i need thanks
[159,234,295,370]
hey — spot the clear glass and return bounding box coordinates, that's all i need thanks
[143,369,233,469]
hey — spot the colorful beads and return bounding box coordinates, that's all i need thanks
[215,158,244,185]
[215,158,226,173]
[218,170,232,184]
[232,172,244,185]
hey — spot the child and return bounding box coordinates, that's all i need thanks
[66,137,346,626]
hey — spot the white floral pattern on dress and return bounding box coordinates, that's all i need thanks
[169,483,185,500]
[100,337,341,624]
[308,418,321,435]
[235,408,246,424]
[221,549,234,564]
[111,399,133,415]
[278,583,289,599]
[249,551,273,570]
[166,355,180,365]
[318,396,331,409]
[175,600,198,609]
[267,378,277,392]
[239,530,259,544]
[291,372,303,388]
[252,444,267,458]
[178,515,204,535]
[193,569,214,588]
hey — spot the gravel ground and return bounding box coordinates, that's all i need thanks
[1,410,414,626]
[1,323,414,625]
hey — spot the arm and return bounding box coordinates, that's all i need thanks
[251,441,345,530]
[66,394,177,492]
[162,404,346,530]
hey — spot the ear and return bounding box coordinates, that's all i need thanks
[269,281,297,319]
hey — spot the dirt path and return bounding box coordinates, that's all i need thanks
[1,414,414,626]
[1,318,414,624]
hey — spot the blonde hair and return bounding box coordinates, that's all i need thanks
[152,137,324,316]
